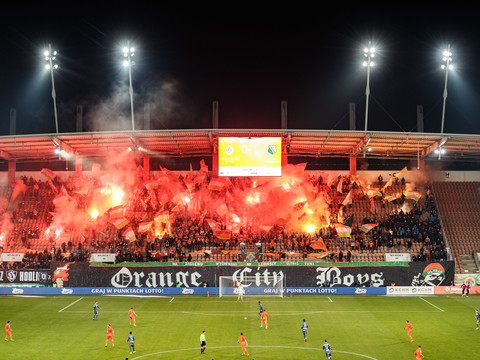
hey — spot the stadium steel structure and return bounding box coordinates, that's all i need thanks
[1,129,480,165]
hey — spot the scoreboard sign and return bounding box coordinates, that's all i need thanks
[218,137,282,176]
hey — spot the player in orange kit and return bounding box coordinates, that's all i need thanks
[260,309,268,329]
[5,320,13,341]
[129,307,137,326]
[404,320,413,342]
[105,324,115,347]
[238,332,249,356]
[414,345,424,359]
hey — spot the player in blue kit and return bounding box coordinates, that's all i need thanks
[93,301,101,320]
[476,309,480,330]
[301,319,308,342]
[127,331,135,354]
[323,339,333,359]
[258,301,264,317]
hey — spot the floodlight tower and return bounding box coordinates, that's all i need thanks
[123,41,136,131]
[44,44,59,133]
[362,43,375,132]
[440,44,453,134]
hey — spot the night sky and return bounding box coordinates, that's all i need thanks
[1,4,480,135]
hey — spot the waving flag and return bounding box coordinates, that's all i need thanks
[367,189,382,199]
[200,159,209,174]
[109,205,124,219]
[154,210,169,223]
[123,227,136,242]
[111,217,129,229]
[205,218,220,229]
[405,190,422,202]
[394,166,408,178]
[209,177,228,191]
[53,193,69,207]
[360,223,378,233]
[334,224,351,238]
[216,203,229,217]
[384,194,399,202]
[310,238,327,251]
[41,168,56,180]
[342,190,353,206]
[138,221,153,233]
[382,176,393,190]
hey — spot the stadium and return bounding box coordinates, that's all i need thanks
[1,126,480,359]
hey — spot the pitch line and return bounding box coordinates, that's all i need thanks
[131,345,378,359]
[58,296,83,312]
[169,297,175,303]
[419,296,444,312]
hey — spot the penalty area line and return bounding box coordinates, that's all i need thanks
[58,297,83,313]
[169,297,174,303]
[131,345,378,359]
[419,296,444,312]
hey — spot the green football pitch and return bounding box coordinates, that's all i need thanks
[1,294,479,359]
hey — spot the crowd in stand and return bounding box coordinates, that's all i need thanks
[0,172,448,270]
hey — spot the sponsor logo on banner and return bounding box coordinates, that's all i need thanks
[355,288,367,294]
[411,263,446,286]
[61,288,74,294]
[12,288,23,294]
[182,288,194,294]
[387,286,434,296]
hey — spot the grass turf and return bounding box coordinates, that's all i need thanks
[1,294,479,359]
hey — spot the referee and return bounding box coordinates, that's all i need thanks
[200,330,207,354]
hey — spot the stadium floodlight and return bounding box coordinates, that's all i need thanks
[44,43,59,133]
[362,43,375,132]
[440,44,453,135]
[122,40,136,131]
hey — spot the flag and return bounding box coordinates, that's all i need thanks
[109,205,124,219]
[342,190,353,206]
[200,159,209,174]
[184,179,196,192]
[344,214,354,227]
[337,206,345,223]
[205,218,219,229]
[53,193,69,207]
[394,166,408,178]
[297,212,307,222]
[337,177,343,193]
[334,223,351,238]
[111,217,129,229]
[144,180,158,190]
[99,231,108,237]
[154,210,169,223]
[123,227,136,242]
[310,238,327,251]
[293,200,307,211]
[194,174,205,185]
[208,177,228,191]
[41,168,56,180]
[367,189,382,199]
[216,203,229,217]
[225,190,234,204]
[382,176,393,190]
[384,194,399,202]
[259,225,273,232]
[138,221,153,233]
[405,190,422,202]
[213,229,231,240]
[360,223,378,233]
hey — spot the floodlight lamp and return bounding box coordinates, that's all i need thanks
[123,60,129,67]
[45,64,51,70]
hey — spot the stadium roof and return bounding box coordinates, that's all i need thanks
[1,129,480,164]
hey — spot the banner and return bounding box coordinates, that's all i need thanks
[89,254,116,263]
[384,253,411,262]
[49,261,455,288]
[0,269,51,284]
[1,253,25,262]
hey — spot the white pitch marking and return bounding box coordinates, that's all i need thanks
[169,297,175,303]
[58,297,83,312]
[328,296,333,302]
[419,296,444,312]
[131,345,378,359]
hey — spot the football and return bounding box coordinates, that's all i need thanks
[244,317,247,320]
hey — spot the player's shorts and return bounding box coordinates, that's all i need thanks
[201,341,206,346]
[302,329,307,334]
[325,351,332,357]
[107,335,113,340]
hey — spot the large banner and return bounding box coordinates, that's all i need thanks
[0,268,51,284]
[50,261,455,288]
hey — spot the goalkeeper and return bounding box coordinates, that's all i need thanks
[237,282,244,301]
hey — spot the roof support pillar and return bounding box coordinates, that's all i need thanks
[349,155,357,176]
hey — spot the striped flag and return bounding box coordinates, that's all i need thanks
[384,194,399,202]
[367,189,382,198]
[154,210,169,223]
[138,221,153,233]
[109,205,124,219]
[405,190,422,202]
[144,180,158,190]
[337,206,345,223]
[123,227,136,242]
[334,223,351,238]
[205,218,219,229]
[342,190,353,206]
[382,176,393,190]
[208,177,228,191]
[394,166,408,178]
[360,223,378,233]
[111,217,129,229]
[41,168,56,180]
